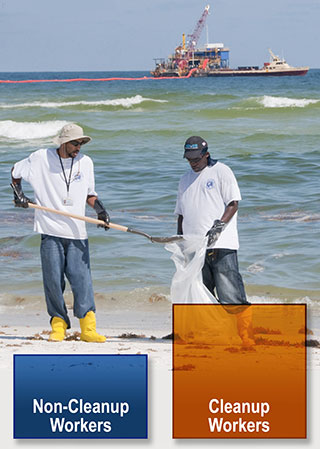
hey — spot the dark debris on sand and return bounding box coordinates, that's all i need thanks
[65,332,81,341]
[174,364,195,371]
[255,337,304,347]
[253,327,282,335]
[28,333,45,341]
[118,333,146,339]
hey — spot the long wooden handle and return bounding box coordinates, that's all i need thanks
[28,203,129,233]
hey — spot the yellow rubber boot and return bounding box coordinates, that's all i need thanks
[49,317,67,342]
[80,311,106,343]
[236,307,255,347]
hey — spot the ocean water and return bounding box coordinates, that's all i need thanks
[0,70,319,313]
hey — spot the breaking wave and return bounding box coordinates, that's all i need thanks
[0,95,168,110]
[258,95,319,108]
[0,120,68,140]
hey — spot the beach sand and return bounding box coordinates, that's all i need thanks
[1,288,320,447]
[1,286,320,370]
[0,288,173,371]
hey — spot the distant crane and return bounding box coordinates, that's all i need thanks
[176,5,211,71]
[186,5,210,57]
[153,4,211,77]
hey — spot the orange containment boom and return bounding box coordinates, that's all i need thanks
[0,69,197,84]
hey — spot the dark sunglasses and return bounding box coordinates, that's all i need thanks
[186,155,205,164]
[69,140,84,147]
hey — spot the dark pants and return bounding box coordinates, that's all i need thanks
[202,248,250,313]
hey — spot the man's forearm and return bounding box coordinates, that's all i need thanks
[10,169,30,208]
[220,200,238,224]
[86,195,98,208]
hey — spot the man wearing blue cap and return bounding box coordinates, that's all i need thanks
[175,136,254,346]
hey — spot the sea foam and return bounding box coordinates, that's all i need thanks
[262,212,320,222]
[0,120,68,140]
[259,95,319,108]
[0,95,167,110]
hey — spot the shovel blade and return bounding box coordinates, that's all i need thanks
[151,235,183,243]
[127,228,183,244]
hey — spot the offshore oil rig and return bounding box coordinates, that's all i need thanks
[151,5,308,78]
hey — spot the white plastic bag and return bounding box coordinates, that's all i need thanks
[165,235,239,343]
[165,235,217,304]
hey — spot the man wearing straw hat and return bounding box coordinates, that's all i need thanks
[11,123,109,343]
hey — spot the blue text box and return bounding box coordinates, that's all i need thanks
[14,354,148,439]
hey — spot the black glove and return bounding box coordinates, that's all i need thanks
[206,219,225,247]
[11,183,30,208]
[93,199,110,230]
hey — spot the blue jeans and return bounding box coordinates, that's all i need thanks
[202,248,250,313]
[40,235,95,328]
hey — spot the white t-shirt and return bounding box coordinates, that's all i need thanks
[174,161,242,249]
[12,148,97,240]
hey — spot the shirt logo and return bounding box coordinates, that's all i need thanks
[206,179,215,189]
[73,173,82,182]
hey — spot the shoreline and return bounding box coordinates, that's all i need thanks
[1,282,319,304]
[1,283,320,328]
[1,289,319,373]
[1,283,319,373]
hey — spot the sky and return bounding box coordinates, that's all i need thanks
[0,0,319,72]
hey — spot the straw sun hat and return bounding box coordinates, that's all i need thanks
[53,124,91,146]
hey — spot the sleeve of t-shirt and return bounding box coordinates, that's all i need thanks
[12,153,34,183]
[219,164,242,205]
[87,157,97,197]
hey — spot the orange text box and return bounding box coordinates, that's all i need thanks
[173,304,306,438]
